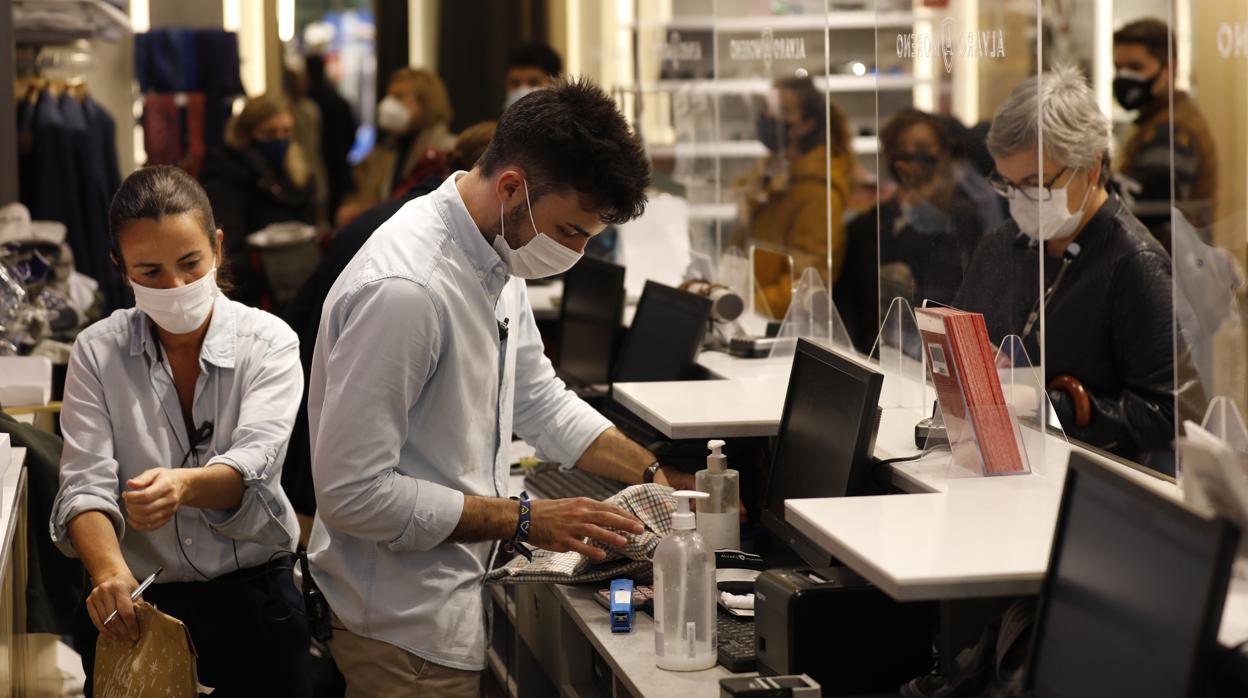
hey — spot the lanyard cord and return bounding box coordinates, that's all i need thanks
[1021,248,1078,340]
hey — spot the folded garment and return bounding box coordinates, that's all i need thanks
[487,483,676,585]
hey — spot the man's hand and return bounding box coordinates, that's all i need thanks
[122,468,188,532]
[528,497,644,561]
[86,569,141,643]
[653,467,695,491]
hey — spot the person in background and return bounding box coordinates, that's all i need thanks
[283,60,330,227]
[280,121,497,521]
[307,80,692,696]
[52,166,308,696]
[305,53,358,219]
[836,109,1003,351]
[953,66,1183,472]
[1113,18,1216,249]
[336,67,455,227]
[503,41,563,111]
[199,94,317,308]
[744,76,852,319]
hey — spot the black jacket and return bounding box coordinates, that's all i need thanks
[953,193,1183,468]
[199,145,317,307]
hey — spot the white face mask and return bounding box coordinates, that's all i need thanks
[503,85,540,111]
[1007,170,1093,242]
[131,265,220,334]
[377,95,412,134]
[492,179,583,279]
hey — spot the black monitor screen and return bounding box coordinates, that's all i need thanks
[558,257,625,386]
[1028,454,1238,698]
[764,340,884,534]
[612,281,712,383]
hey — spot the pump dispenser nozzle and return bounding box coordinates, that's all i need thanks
[671,490,709,531]
[706,440,727,473]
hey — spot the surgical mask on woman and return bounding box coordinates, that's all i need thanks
[131,264,220,334]
[1007,170,1093,242]
[377,95,413,133]
[492,180,582,279]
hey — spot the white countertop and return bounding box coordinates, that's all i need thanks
[0,445,27,580]
[785,397,1180,602]
[611,378,788,439]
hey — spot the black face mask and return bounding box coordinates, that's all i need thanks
[1113,70,1161,111]
[888,153,940,187]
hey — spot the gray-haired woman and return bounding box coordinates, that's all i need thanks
[953,66,1190,473]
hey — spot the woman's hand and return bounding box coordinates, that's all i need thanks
[122,468,189,532]
[87,570,141,643]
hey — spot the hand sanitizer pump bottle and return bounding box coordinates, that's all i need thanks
[695,439,740,551]
[654,490,716,671]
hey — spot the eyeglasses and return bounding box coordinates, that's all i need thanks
[988,166,1070,202]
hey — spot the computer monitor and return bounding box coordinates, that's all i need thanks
[557,257,626,386]
[1026,452,1240,698]
[611,280,712,383]
[763,338,884,566]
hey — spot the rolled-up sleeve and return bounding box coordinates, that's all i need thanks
[50,339,124,557]
[510,286,612,466]
[202,329,303,546]
[311,278,465,552]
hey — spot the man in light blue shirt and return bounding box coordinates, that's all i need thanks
[307,79,692,696]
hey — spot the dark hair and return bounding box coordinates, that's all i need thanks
[479,77,650,225]
[506,42,563,77]
[305,54,326,85]
[880,108,959,159]
[1113,18,1171,66]
[775,76,851,157]
[108,166,230,289]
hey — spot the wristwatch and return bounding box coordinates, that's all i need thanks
[642,461,662,484]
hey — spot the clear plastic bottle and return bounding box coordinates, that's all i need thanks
[695,439,740,551]
[654,490,717,671]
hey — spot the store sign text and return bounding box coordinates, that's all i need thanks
[897,18,1005,73]
[728,28,807,73]
[1217,21,1248,59]
[662,32,704,68]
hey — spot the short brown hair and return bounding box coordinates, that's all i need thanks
[388,67,453,129]
[1114,18,1171,66]
[446,121,496,173]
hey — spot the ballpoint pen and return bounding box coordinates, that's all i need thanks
[104,566,163,627]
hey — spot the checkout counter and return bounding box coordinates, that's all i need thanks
[492,320,1248,697]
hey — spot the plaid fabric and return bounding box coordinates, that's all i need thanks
[486,484,676,585]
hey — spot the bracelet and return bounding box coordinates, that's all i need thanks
[504,493,534,561]
[513,494,532,544]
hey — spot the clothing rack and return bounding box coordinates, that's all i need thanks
[3,1,129,205]
[12,0,129,45]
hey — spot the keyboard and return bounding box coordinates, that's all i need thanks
[524,463,628,501]
[717,613,757,673]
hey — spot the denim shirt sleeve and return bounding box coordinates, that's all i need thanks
[201,329,303,546]
[510,285,612,466]
[50,338,124,557]
[311,278,466,552]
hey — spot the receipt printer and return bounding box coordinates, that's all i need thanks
[755,567,934,696]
